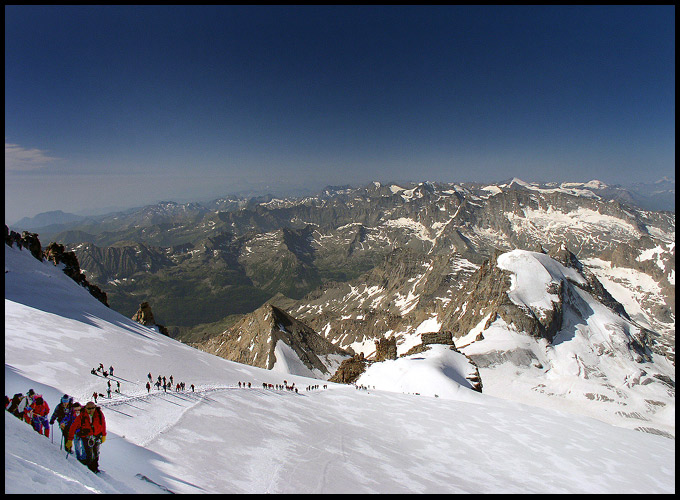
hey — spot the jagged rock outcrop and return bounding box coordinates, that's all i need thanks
[5,226,43,261]
[5,225,22,247]
[444,257,523,339]
[402,331,455,357]
[5,226,108,307]
[548,242,629,319]
[132,301,169,336]
[44,242,109,307]
[22,231,43,261]
[328,353,370,384]
[374,337,397,361]
[465,362,483,393]
[421,331,455,346]
[197,303,350,377]
[132,301,156,326]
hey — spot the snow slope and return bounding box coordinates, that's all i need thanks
[4,245,675,493]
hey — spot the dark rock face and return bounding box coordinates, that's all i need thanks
[421,331,454,346]
[131,301,169,336]
[5,226,108,307]
[374,337,397,361]
[5,226,44,261]
[44,242,110,307]
[74,242,174,281]
[403,332,455,357]
[443,257,523,339]
[328,354,369,384]
[5,225,24,248]
[132,301,156,326]
[22,231,44,261]
[548,242,629,320]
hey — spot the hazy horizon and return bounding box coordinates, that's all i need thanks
[5,6,675,223]
[7,174,676,226]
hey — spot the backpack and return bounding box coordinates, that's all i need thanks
[8,394,22,414]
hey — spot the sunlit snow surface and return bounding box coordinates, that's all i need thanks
[4,245,675,493]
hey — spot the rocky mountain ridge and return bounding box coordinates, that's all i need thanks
[196,303,351,378]
[4,225,108,307]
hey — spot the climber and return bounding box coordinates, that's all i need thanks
[63,402,85,460]
[29,394,51,437]
[66,401,107,473]
[23,389,36,424]
[49,394,72,431]
[7,393,26,419]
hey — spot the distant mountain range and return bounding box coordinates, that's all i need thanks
[9,177,675,232]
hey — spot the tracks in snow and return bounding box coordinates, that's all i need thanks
[96,385,309,447]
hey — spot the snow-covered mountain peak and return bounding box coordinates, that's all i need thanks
[497,250,586,313]
[455,249,675,438]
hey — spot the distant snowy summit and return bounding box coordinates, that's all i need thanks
[562,179,608,190]
[497,177,606,198]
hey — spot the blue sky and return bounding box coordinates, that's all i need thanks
[5,6,675,222]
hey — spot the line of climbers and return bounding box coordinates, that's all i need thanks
[305,384,327,391]
[239,380,329,393]
[6,389,51,436]
[144,372,194,394]
[6,391,107,474]
[4,373,332,475]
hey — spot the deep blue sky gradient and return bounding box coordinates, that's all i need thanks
[5,6,675,221]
